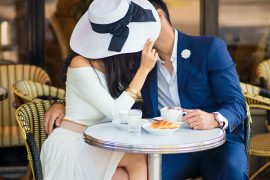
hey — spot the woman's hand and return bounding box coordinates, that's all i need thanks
[140,40,158,73]
[127,40,158,96]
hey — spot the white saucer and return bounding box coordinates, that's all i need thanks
[152,117,163,121]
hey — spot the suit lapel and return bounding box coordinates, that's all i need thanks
[177,31,192,97]
[141,31,192,117]
[141,66,158,117]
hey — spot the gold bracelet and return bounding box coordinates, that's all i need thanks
[126,90,137,100]
[127,86,139,97]
[126,87,138,100]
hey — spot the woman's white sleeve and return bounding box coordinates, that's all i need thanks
[67,72,136,119]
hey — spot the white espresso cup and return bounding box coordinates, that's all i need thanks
[160,107,186,122]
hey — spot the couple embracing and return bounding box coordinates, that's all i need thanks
[41,0,248,180]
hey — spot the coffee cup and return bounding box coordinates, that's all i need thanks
[160,107,186,122]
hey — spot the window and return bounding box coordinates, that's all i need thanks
[165,0,200,35]
[0,1,29,64]
[219,0,270,83]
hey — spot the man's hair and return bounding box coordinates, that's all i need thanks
[149,0,172,25]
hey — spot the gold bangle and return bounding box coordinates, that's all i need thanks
[126,90,137,100]
[126,87,138,100]
[127,86,139,97]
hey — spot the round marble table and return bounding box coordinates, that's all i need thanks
[0,87,8,101]
[84,121,226,180]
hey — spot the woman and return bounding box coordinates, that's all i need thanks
[40,0,161,179]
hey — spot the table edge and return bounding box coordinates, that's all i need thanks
[83,128,226,154]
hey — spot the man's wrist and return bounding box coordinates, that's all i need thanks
[51,98,66,106]
[211,113,219,128]
[213,112,225,129]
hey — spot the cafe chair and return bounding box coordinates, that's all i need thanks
[240,82,270,179]
[241,81,270,131]
[0,64,50,147]
[15,100,51,180]
[257,59,270,131]
[13,80,65,107]
[240,82,270,110]
[257,59,270,89]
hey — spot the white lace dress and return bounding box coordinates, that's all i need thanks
[40,67,135,180]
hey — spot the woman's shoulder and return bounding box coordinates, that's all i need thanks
[67,56,104,77]
[70,56,91,68]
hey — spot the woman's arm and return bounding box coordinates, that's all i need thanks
[45,41,157,134]
[128,40,158,95]
[68,41,157,119]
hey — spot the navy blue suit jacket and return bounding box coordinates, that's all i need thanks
[140,31,247,142]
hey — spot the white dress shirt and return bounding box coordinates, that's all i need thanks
[157,30,228,129]
[157,30,180,110]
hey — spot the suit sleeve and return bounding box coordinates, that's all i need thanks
[208,37,247,133]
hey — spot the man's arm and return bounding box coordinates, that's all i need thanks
[208,38,247,132]
[45,103,65,135]
[183,38,246,131]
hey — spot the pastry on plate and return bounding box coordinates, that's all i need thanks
[150,120,180,129]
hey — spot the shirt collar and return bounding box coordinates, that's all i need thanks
[171,29,178,61]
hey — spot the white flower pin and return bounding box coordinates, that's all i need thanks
[181,49,191,59]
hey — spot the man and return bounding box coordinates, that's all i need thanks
[45,0,248,179]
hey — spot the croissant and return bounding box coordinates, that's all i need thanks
[150,120,179,129]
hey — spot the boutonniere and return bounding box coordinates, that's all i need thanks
[181,49,191,59]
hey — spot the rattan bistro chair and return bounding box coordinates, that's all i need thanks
[16,100,51,180]
[240,83,270,111]
[0,64,50,147]
[13,80,65,106]
[240,82,270,179]
[257,59,270,130]
[257,59,270,89]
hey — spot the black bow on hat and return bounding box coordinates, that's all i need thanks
[90,2,156,52]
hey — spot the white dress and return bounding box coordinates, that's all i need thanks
[40,67,135,180]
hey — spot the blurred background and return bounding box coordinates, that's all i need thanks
[0,0,270,179]
[0,0,269,86]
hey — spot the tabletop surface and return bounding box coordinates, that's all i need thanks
[0,87,8,101]
[84,121,226,154]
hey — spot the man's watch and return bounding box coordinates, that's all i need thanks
[51,98,66,106]
[213,112,225,128]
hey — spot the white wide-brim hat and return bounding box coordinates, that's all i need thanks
[70,0,161,59]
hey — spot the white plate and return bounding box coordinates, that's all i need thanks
[142,122,180,136]
[152,117,163,121]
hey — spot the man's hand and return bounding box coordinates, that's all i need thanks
[45,104,65,135]
[182,109,218,130]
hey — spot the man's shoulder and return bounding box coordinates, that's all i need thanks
[177,30,225,48]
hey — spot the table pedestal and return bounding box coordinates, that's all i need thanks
[148,153,162,180]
